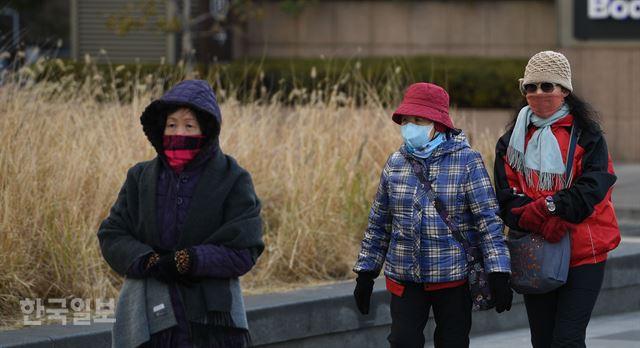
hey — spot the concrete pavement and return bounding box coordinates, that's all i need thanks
[612,164,640,225]
[433,166,640,348]
[460,311,640,348]
[0,165,637,347]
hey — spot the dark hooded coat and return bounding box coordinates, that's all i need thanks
[98,80,263,347]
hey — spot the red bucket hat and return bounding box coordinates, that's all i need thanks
[392,82,455,132]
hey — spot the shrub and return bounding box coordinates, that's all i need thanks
[30,55,527,108]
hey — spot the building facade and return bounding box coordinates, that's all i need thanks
[69,0,640,161]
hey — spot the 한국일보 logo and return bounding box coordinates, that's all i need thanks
[588,0,640,20]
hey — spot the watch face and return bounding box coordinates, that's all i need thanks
[545,197,556,213]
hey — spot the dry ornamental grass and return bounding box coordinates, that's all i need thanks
[0,60,501,327]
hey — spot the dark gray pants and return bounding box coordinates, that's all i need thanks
[524,261,606,348]
[388,283,472,348]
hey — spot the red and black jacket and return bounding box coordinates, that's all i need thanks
[494,114,621,267]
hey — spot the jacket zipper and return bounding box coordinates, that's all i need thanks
[587,223,597,263]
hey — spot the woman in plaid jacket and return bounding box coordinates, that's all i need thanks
[352,82,512,348]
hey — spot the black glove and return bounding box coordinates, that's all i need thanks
[353,272,376,315]
[148,249,195,286]
[489,272,513,313]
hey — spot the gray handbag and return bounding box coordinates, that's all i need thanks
[506,125,579,295]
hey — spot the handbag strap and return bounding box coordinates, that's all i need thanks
[400,151,467,245]
[565,124,580,188]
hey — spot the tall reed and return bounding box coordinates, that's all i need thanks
[0,58,502,326]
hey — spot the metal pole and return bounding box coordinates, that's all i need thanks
[182,0,193,73]
[70,0,79,60]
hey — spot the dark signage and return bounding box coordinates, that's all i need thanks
[574,0,640,40]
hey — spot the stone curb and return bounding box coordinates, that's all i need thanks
[1,230,639,348]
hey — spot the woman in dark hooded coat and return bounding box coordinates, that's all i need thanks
[98,80,264,348]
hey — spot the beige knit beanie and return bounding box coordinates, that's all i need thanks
[520,50,573,92]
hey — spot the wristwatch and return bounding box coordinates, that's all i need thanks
[545,196,557,214]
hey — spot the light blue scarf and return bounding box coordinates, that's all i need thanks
[406,132,447,159]
[507,103,570,191]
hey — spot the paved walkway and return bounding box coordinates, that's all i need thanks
[455,163,640,348]
[459,311,640,348]
[612,164,640,223]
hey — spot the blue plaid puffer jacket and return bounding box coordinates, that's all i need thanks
[353,131,510,283]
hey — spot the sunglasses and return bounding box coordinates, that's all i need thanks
[521,82,560,95]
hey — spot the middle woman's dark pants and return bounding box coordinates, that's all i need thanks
[388,282,472,348]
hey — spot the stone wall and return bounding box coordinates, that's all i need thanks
[1,236,639,347]
[235,1,639,161]
[563,48,640,162]
[238,1,557,58]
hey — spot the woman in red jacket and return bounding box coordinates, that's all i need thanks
[494,51,620,348]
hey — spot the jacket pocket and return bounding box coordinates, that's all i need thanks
[391,215,414,241]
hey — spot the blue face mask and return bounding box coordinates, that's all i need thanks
[401,123,434,151]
